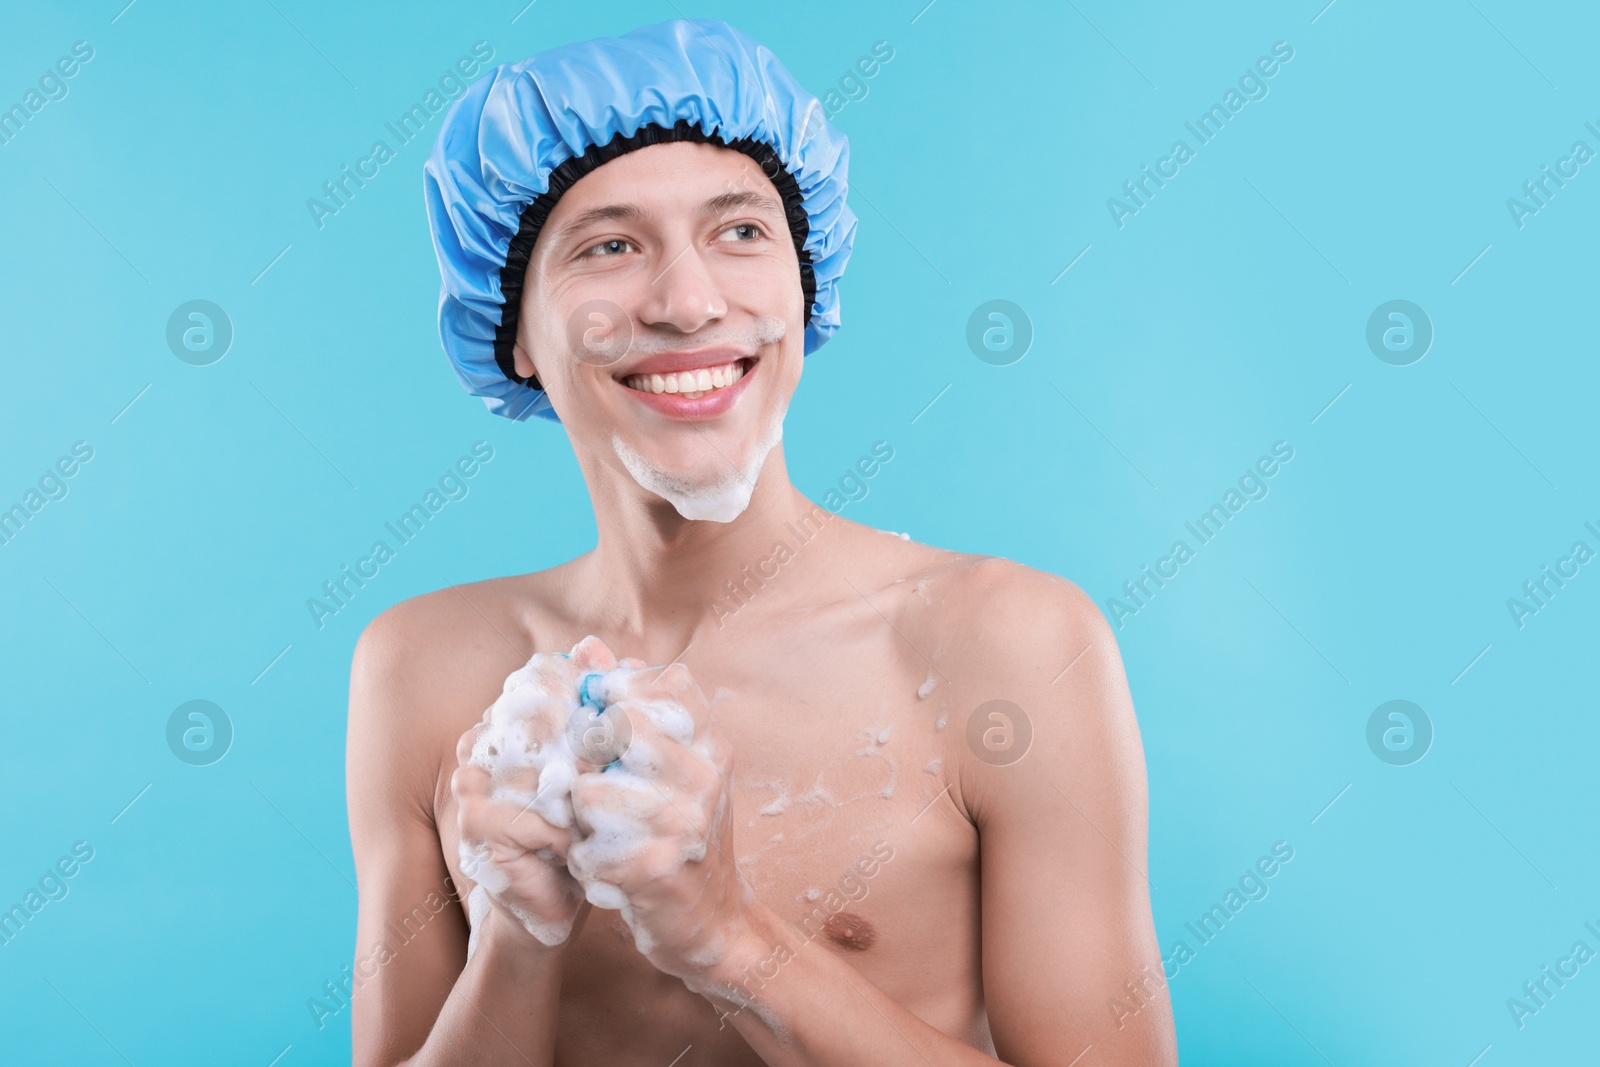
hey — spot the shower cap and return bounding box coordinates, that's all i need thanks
[422,17,859,423]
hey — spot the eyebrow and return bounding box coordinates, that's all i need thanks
[704,190,785,220]
[550,191,786,247]
[551,203,646,246]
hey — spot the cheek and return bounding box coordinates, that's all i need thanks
[722,247,803,312]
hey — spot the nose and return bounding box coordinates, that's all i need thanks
[636,239,728,336]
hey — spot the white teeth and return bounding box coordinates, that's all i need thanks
[622,360,747,397]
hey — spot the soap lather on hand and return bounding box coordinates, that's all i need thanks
[455,634,712,956]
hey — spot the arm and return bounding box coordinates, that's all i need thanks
[346,603,575,1067]
[702,566,1175,1065]
[967,567,1177,1065]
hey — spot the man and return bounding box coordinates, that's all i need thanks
[347,18,1177,1066]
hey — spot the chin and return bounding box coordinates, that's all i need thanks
[609,402,786,523]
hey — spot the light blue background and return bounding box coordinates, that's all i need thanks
[2,1,1596,1063]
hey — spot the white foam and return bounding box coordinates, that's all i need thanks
[614,316,787,360]
[465,642,729,963]
[916,671,939,699]
[458,839,510,894]
[609,317,789,524]
[465,883,492,961]
[686,975,792,1046]
[611,408,783,523]
[684,930,728,970]
[583,880,628,911]
[461,647,659,946]
[923,758,942,775]
[934,712,948,731]
[798,746,897,808]
[506,896,580,948]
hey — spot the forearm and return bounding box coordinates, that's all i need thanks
[691,906,1001,1067]
[390,909,566,1067]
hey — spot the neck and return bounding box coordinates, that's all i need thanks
[569,442,833,658]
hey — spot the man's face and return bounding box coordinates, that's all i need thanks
[514,140,806,520]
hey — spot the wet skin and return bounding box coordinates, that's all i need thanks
[347,141,1177,1066]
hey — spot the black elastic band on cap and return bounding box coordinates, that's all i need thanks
[493,118,816,392]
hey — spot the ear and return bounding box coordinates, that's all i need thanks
[512,339,537,380]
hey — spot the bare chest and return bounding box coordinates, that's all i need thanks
[433,636,986,1062]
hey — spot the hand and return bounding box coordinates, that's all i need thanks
[565,661,751,984]
[451,636,637,950]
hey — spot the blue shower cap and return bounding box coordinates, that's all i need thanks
[422,18,858,423]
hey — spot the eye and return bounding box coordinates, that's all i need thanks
[579,238,634,259]
[718,222,767,243]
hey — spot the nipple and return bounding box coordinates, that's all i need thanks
[822,911,877,951]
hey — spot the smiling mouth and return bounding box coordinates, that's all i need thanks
[618,357,755,400]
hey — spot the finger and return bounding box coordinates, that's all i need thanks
[567,778,659,883]
[648,662,709,713]
[567,703,632,770]
[572,759,718,864]
[571,770,665,826]
[461,789,572,854]
[569,779,715,889]
[451,761,494,803]
[503,649,580,696]
[457,762,572,847]
[456,721,490,766]
[486,700,571,764]
[488,762,541,797]
[604,698,718,777]
[571,835,694,894]
[569,634,619,672]
[575,705,723,807]
[608,663,711,740]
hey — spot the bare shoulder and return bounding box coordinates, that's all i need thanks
[891,546,1115,672]
[882,546,1139,807]
[346,572,558,818]
[860,531,1124,693]
[952,556,1111,666]
[353,574,541,679]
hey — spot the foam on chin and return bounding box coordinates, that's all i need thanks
[612,396,786,523]
[608,316,790,523]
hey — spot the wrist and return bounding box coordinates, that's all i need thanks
[481,899,584,962]
[687,903,798,1000]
